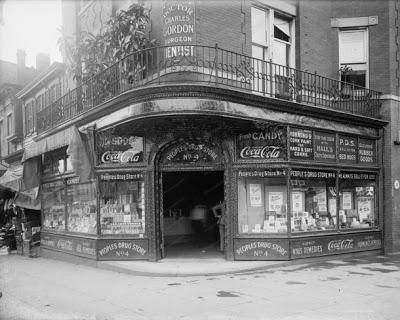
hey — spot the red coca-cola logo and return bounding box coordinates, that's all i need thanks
[101,149,141,164]
[327,239,354,251]
[240,146,281,159]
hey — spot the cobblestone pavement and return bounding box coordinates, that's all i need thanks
[0,253,399,320]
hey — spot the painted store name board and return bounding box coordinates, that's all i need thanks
[163,0,195,59]
[237,126,376,165]
[291,233,382,258]
[97,240,149,260]
[234,239,289,260]
[162,142,220,164]
[238,169,287,178]
[99,172,144,181]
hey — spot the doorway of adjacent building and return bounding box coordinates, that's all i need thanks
[161,170,224,259]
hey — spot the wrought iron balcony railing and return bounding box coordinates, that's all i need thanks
[36,45,382,134]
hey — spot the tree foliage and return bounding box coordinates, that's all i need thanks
[58,2,156,81]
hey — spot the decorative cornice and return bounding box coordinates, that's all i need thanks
[34,83,387,141]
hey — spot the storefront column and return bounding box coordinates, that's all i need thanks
[381,96,400,254]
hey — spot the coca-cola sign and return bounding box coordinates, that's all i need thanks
[101,150,142,164]
[327,239,354,252]
[239,146,281,159]
[237,125,286,161]
[96,129,143,164]
[291,232,382,259]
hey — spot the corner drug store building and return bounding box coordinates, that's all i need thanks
[36,89,384,262]
[34,0,386,262]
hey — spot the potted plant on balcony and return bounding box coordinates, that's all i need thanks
[58,1,157,108]
[339,65,353,99]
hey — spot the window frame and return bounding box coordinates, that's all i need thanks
[251,6,295,68]
[338,28,369,88]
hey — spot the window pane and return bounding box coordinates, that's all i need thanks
[274,16,290,42]
[42,181,66,231]
[252,45,264,60]
[66,181,97,234]
[339,30,367,64]
[339,173,377,229]
[341,69,366,87]
[290,170,337,232]
[273,40,289,66]
[238,170,288,234]
[252,7,267,45]
[100,176,145,235]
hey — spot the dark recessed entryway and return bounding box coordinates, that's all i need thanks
[162,171,224,258]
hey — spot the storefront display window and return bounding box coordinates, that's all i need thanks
[290,170,337,232]
[339,172,377,229]
[238,169,287,234]
[66,179,97,234]
[99,172,145,235]
[42,181,66,231]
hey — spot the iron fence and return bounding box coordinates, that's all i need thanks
[37,45,382,133]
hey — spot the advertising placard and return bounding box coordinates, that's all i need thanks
[290,232,382,259]
[358,138,376,165]
[97,239,149,260]
[314,131,336,162]
[234,238,289,260]
[96,129,143,165]
[41,233,97,259]
[237,125,287,161]
[289,127,313,160]
[163,0,196,60]
[338,135,357,164]
[249,184,262,207]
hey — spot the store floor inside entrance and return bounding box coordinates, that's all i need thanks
[162,171,224,259]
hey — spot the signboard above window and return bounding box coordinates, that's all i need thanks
[96,129,144,165]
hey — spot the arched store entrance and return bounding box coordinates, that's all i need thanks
[155,139,227,259]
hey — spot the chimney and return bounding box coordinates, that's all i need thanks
[16,49,26,84]
[36,53,50,72]
[16,49,26,68]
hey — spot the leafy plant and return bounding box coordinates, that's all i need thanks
[58,1,156,81]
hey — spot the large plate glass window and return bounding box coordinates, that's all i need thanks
[66,178,97,234]
[290,170,337,232]
[339,172,377,229]
[42,180,66,231]
[99,172,145,235]
[238,169,288,234]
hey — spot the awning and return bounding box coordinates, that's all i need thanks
[15,191,41,210]
[0,165,23,192]
[23,126,74,160]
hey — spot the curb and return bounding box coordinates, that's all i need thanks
[94,250,383,277]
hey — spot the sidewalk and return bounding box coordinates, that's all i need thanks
[1,252,399,320]
[42,247,383,277]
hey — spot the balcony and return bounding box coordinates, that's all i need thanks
[36,45,382,134]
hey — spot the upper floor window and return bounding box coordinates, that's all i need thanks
[339,29,368,88]
[6,113,12,136]
[24,101,34,135]
[251,7,294,67]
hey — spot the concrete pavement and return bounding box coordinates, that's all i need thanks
[1,253,400,320]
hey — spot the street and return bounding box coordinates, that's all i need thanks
[0,253,399,320]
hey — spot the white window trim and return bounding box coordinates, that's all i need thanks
[251,6,295,68]
[338,28,369,88]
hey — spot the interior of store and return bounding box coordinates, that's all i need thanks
[162,171,224,257]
